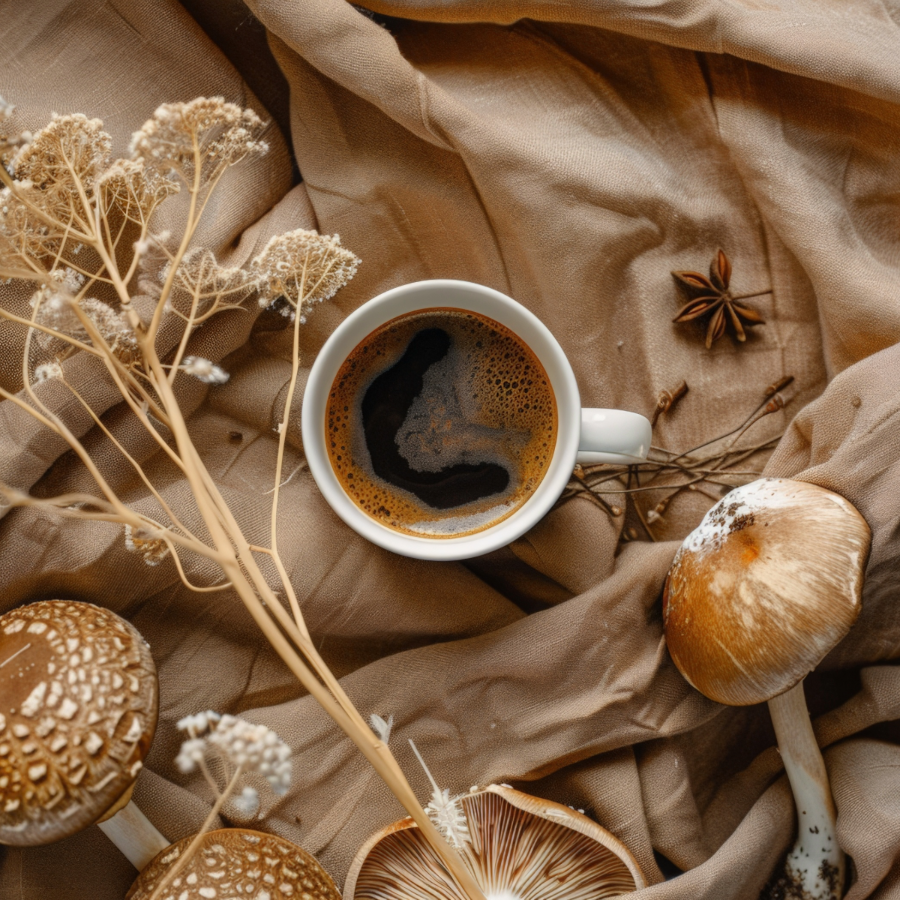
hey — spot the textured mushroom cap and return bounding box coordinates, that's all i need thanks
[0,600,157,846]
[127,828,341,900]
[345,785,646,900]
[663,478,871,706]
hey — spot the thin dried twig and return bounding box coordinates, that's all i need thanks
[557,379,795,538]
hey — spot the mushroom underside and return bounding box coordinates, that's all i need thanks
[350,789,642,900]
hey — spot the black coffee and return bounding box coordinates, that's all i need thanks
[326,308,557,537]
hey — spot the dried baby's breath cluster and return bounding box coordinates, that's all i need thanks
[0,96,359,391]
[176,711,292,814]
[0,94,486,900]
[179,356,229,385]
[253,228,360,323]
[129,97,268,185]
[142,711,293,900]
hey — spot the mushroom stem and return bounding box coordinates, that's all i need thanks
[96,800,169,870]
[767,683,844,900]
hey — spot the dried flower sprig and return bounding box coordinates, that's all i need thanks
[253,228,360,324]
[559,376,796,542]
[148,712,292,900]
[129,97,268,186]
[178,356,229,385]
[175,711,292,811]
[409,740,471,850]
[0,98,485,900]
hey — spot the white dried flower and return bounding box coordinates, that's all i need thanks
[123,524,170,566]
[175,738,207,774]
[165,247,260,319]
[130,97,268,185]
[28,273,78,342]
[232,785,260,816]
[79,297,139,362]
[252,229,359,323]
[0,95,13,121]
[176,711,292,796]
[425,786,470,849]
[33,361,63,383]
[29,293,81,360]
[30,278,138,363]
[409,740,470,849]
[30,283,74,327]
[97,158,179,217]
[177,711,221,735]
[180,356,229,385]
[13,114,112,191]
[369,713,393,744]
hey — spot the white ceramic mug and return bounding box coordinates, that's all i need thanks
[302,280,651,561]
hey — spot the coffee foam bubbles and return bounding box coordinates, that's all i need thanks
[326,308,557,538]
[395,349,529,475]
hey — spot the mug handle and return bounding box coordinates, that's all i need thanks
[577,409,652,465]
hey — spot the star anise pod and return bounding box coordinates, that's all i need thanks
[672,249,769,349]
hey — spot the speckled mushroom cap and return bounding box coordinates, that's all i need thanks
[663,478,871,706]
[127,828,342,900]
[345,784,646,900]
[0,600,158,845]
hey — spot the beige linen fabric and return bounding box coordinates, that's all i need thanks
[1,0,900,898]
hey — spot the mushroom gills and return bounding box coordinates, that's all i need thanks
[347,785,646,900]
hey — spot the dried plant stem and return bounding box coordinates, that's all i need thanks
[0,101,486,900]
[147,765,245,900]
[130,336,486,900]
[559,380,793,537]
[0,306,103,357]
[270,254,311,640]
[59,377,197,540]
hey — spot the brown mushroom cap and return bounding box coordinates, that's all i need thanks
[0,599,158,845]
[663,478,871,706]
[126,828,342,900]
[345,785,646,900]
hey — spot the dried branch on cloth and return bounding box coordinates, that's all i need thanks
[0,94,486,900]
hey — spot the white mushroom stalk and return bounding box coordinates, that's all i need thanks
[663,478,871,900]
[767,684,842,899]
[97,791,169,869]
[0,600,168,868]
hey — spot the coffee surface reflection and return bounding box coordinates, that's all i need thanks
[326,308,557,537]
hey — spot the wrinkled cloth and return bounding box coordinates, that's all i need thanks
[1,0,900,898]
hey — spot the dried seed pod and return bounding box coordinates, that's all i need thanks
[0,600,162,856]
[663,478,871,900]
[127,828,341,900]
[346,785,646,900]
